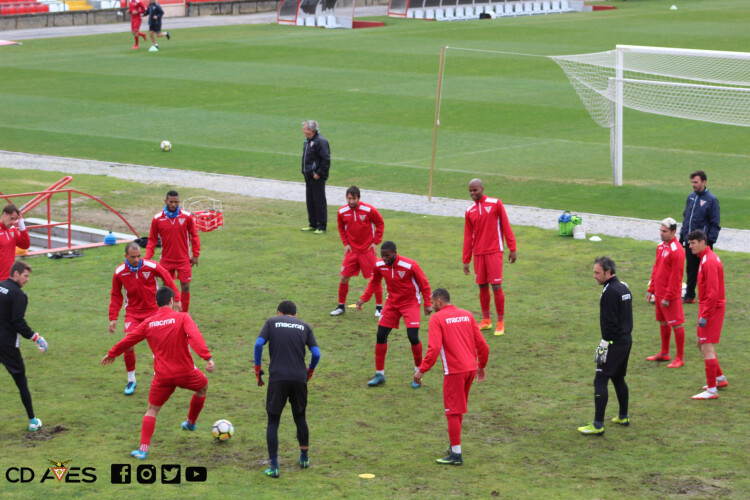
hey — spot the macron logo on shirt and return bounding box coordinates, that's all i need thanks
[276,322,304,330]
[445,316,471,324]
[150,318,176,328]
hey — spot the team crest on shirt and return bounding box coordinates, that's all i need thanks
[485,206,492,213]
[179,218,185,225]
[142,272,151,279]
[360,215,366,221]
[700,200,706,206]
[398,271,406,278]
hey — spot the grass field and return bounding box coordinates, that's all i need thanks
[0,171,748,499]
[1,0,749,228]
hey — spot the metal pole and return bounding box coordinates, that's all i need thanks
[428,45,448,201]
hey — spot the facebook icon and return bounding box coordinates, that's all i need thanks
[111,464,131,484]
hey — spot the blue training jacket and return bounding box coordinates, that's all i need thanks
[680,188,720,244]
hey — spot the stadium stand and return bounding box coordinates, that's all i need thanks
[388,0,581,20]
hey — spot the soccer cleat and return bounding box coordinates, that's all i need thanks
[367,373,386,387]
[132,45,139,50]
[411,380,421,389]
[148,45,158,52]
[130,450,148,460]
[703,379,728,390]
[436,452,463,465]
[478,319,492,331]
[691,390,718,400]
[330,306,345,316]
[264,467,279,478]
[682,297,696,304]
[646,353,671,362]
[299,455,310,468]
[301,226,316,231]
[181,421,197,431]
[165,31,170,40]
[313,229,325,235]
[494,321,505,336]
[611,416,630,426]
[577,423,605,435]
[28,418,42,431]
[374,306,382,317]
[124,381,137,395]
[666,359,684,368]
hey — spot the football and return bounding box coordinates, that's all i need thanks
[160,140,172,152]
[212,419,233,441]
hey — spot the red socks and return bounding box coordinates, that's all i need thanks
[704,358,719,389]
[124,349,136,372]
[673,326,685,360]
[715,358,724,377]
[493,287,505,317]
[411,342,423,367]
[187,394,206,424]
[479,287,490,320]
[375,343,388,371]
[374,282,383,306]
[659,324,671,354]
[182,292,190,313]
[338,282,349,305]
[447,414,462,446]
[140,415,156,451]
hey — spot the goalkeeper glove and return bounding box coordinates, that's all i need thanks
[698,317,707,327]
[307,367,314,381]
[31,333,47,354]
[18,218,26,231]
[594,339,609,366]
[254,365,265,387]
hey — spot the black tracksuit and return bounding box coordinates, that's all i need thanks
[301,132,330,231]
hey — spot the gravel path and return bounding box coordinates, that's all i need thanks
[2,150,747,252]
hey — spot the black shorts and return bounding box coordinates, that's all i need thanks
[0,347,25,376]
[149,22,161,33]
[266,381,307,416]
[599,342,632,378]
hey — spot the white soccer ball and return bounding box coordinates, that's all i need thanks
[160,140,172,152]
[212,419,233,441]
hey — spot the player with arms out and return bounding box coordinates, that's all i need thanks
[127,0,147,49]
[356,241,433,388]
[102,287,214,459]
[414,288,489,466]
[645,218,686,368]
[109,242,181,395]
[463,179,517,336]
[146,190,200,313]
[330,186,385,317]
[0,205,31,281]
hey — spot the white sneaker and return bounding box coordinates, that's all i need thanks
[691,390,718,400]
[330,306,345,316]
[28,418,42,431]
[374,307,382,317]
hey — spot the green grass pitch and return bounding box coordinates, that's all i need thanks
[0,1,749,497]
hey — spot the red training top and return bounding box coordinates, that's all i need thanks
[419,304,489,376]
[0,222,30,281]
[109,259,181,320]
[108,306,211,378]
[128,0,146,16]
[463,195,516,264]
[361,254,431,307]
[337,201,385,254]
[697,247,726,319]
[145,209,201,268]
[648,236,685,301]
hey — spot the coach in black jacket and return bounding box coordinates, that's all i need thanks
[301,120,330,234]
[0,261,47,432]
[578,256,632,436]
[679,170,720,303]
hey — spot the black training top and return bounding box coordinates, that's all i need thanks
[599,276,633,345]
[0,278,35,348]
[259,315,317,384]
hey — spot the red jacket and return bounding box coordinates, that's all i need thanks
[647,237,684,301]
[109,259,181,320]
[463,195,516,264]
[108,306,211,378]
[361,255,431,308]
[145,209,201,267]
[337,202,384,254]
[0,223,30,281]
[419,304,489,376]
[697,247,726,319]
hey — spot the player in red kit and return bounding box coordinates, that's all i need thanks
[128,0,147,49]
[109,242,181,395]
[645,218,686,368]
[688,230,729,400]
[0,205,31,281]
[414,288,489,466]
[102,286,214,460]
[463,179,517,336]
[330,186,385,317]
[356,241,432,388]
[146,190,200,313]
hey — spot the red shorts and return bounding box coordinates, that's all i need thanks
[443,370,475,415]
[697,307,724,344]
[473,253,503,285]
[654,297,685,326]
[149,368,208,406]
[123,315,147,334]
[163,261,192,283]
[341,249,376,278]
[131,17,142,30]
[378,302,421,329]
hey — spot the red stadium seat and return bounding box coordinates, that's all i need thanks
[18,4,29,13]
[7,5,18,14]
[39,2,49,11]
[30,3,40,12]
[0,6,6,14]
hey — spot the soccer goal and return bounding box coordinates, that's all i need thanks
[550,45,750,186]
